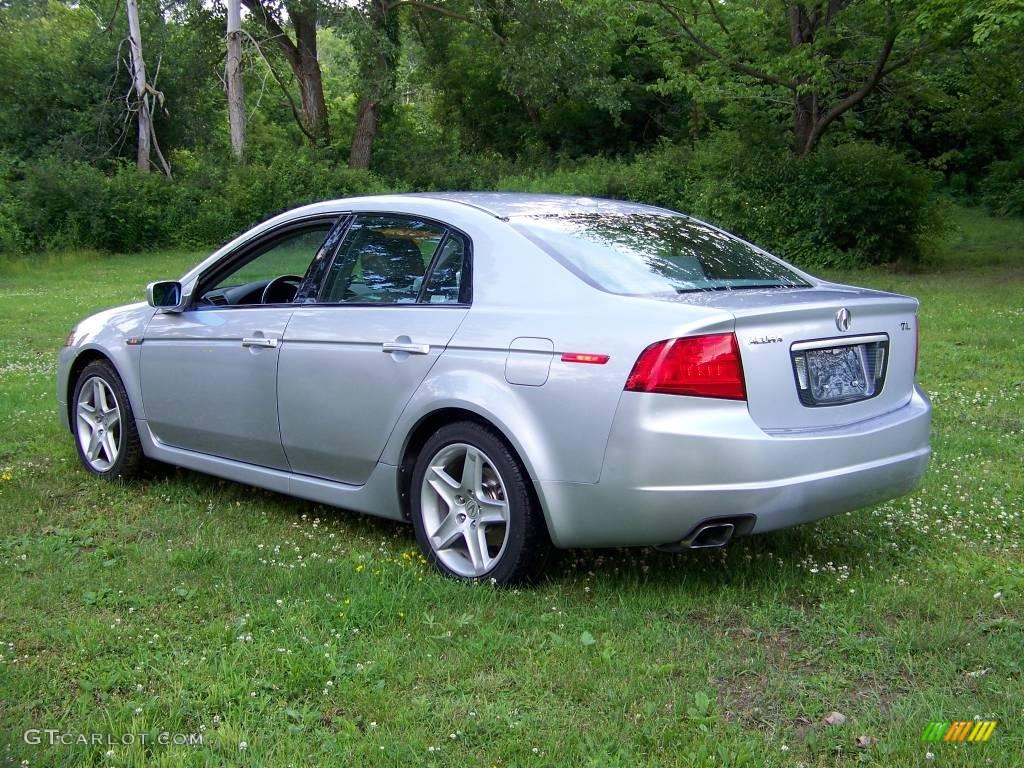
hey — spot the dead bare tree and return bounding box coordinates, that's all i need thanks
[226,0,247,158]
[125,0,171,176]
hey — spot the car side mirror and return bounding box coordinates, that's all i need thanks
[146,280,185,311]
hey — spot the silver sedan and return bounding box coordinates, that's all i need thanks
[57,193,931,583]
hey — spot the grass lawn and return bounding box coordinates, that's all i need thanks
[0,207,1021,767]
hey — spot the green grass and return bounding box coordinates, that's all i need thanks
[1,209,1022,767]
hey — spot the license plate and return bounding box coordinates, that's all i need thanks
[805,346,870,402]
[791,335,888,407]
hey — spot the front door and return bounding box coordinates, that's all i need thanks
[278,213,471,484]
[141,220,337,469]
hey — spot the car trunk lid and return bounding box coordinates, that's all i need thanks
[669,285,919,431]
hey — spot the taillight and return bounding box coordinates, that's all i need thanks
[625,333,746,400]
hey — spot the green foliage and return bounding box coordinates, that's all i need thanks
[0,151,390,255]
[498,136,949,268]
[980,153,1024,216]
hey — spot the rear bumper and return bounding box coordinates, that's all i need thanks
[537,387,931,548]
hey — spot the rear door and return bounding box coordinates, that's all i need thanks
[277,213,471,485]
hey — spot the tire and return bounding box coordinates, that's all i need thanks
[71,359,144,480]
[410,421,551,585]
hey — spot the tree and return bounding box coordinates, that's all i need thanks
[241,0,331,146]
[639,0,976,156]
[126,0,171,175]
[226,0,246,158]
[348,0,399,169]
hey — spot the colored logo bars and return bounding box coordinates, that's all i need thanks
[921,721,997,742]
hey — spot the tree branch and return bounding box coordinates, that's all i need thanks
[241,0,300,69]
[384,0,509,46]
[804,28,897,153]
[240,30,317,142]
[645,0,796,90]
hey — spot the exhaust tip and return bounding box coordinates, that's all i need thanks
[688,522,735,549]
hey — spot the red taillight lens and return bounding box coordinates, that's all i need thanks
[625,333,746,400]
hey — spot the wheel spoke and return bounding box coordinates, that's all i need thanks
[86,431,102,461]
[102,432,118,463]
[463,524,488,572]
[430,511,463,550]
[105,410,120,430]
[460,447,483,495]
[92,379,108,413]
[77,410,97,430]
[477,504,507,527]
[427,472,458,509]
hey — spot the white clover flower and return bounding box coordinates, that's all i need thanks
[238,741,247,751]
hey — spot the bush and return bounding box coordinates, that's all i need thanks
[0,150,391,256]
[980,153,1024,216]
[496,136,949,268]
[0,137,949,267]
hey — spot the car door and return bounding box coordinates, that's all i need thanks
[278,213,471,485]
[140,218,339,469]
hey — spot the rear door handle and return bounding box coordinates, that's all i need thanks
[242,337,278,348]
[382,341,429,355]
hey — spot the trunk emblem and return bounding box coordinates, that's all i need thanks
[835,307,852,332]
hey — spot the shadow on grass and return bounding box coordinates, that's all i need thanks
[133,459,900,595]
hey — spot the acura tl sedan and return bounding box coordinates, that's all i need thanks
[57,193,931,583]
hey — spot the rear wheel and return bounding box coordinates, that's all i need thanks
[411,421,550,584]
[72,360,144,480]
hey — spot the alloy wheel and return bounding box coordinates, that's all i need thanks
[419,442,510,578]
[76,376,122,472]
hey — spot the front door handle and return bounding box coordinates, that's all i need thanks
[242,337,278,348]
[382,341,429,355]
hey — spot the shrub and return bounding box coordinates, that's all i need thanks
[0,150,391,256]
[497,136,948,268]
[980,153,1024,216]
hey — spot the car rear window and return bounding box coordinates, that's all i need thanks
[514,212,809,295]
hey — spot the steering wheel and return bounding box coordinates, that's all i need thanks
[261,275,304,304]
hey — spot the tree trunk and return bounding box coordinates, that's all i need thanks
[348,0,397,169]
[349,96,379,169]
[294,14,330,147]
[240,0,331,147]
[788,4,818,157]
[126,0,151,172]
[226,0,246,159]
[792,89,817,156]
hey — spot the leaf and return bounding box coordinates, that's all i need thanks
[285,708,302,722]
[580,631,596,646]
[823,711,847,726]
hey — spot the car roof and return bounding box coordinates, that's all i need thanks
[399,192,676,219]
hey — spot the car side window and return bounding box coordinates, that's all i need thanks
[318,215,446,304]
[199,224,334,307]
[421,232,468,304]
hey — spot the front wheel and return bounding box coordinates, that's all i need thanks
[72,360,144,480]
[410,422,550,585]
